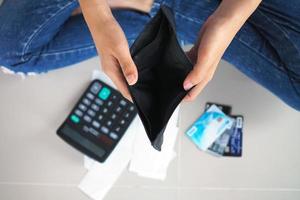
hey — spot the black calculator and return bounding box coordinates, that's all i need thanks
[57,80,137,163]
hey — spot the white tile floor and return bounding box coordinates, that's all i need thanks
[0,57,299,200]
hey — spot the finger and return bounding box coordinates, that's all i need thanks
[108,69,133,102]
[183,61,219,101]
[183,50,214,91]
[183,29,221,91]
[117,48,138,86]
[183,79,208,102]
[101,57,133,101]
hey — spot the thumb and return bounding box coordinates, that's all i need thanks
[118,51,138,85]
[183,67,203,91]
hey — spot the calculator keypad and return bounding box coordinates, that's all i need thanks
[67,81,136,156]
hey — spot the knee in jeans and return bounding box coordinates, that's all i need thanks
[0,38,25,67]
[0,38,40,74]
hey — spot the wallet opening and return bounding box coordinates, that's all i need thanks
[128,5,193,150]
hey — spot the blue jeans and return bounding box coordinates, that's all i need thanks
[0,0,300,111]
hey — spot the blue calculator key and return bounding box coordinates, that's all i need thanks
[98,87,111,100]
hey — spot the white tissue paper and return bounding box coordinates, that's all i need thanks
[78,70,180,200]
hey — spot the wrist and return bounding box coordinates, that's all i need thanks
[80,0,114,23]
[210,0,261,30]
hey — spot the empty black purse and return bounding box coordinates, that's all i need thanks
[128,5,193,150]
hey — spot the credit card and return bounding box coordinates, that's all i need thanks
[185,105,234,151]
[223,115,243,157]
[206,123,235,157]
[205,102,232,115]
[204,103,233,156]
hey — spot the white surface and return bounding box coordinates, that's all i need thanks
[0,57,300,200]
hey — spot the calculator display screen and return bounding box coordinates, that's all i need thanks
[61,125,106,157]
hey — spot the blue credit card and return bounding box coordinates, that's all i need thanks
[185,105,234,151]
[223,115,243,157]
[207,124,235,157]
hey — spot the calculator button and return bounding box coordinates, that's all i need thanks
[83,115,92,123]
[98,87,111,100]
[101,126,109,134]
[129,105,135,111]
[83,126,89,133]
[91,104,99,111]
[74,109,83,117]
[115,126,121,132]
[120,100,127,106]
[90,82,102,94]
[106,120,112,127]
[123,112,130,119]
[111,114,117,120]
[119,119,126,125]
[102,108,108,114]
[70,115,80,123]
[83,98,91,106]
[86,92,95,100]
[95,99,103,106]
[98,115,103,121]
[107,101,113,107]
[89,128,100,137]
[112,95,117,100]
[115,106,122,113]
[92,121,100,129]
[78,104,87,111]
[109,132,118,140]
[87,109,96,117]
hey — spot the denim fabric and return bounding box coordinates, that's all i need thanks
[0,0,299,110]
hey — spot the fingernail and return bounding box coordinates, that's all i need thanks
[126,74,135,85]
[184,82,193,90]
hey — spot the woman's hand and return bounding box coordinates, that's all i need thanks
[183,0,261,101]
[80,0,138,101]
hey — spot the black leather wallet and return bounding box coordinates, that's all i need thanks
[128,5,193,150]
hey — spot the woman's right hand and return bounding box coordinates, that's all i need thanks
[79,0,138,101]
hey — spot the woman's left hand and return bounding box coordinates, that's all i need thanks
[183,0,261,101]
